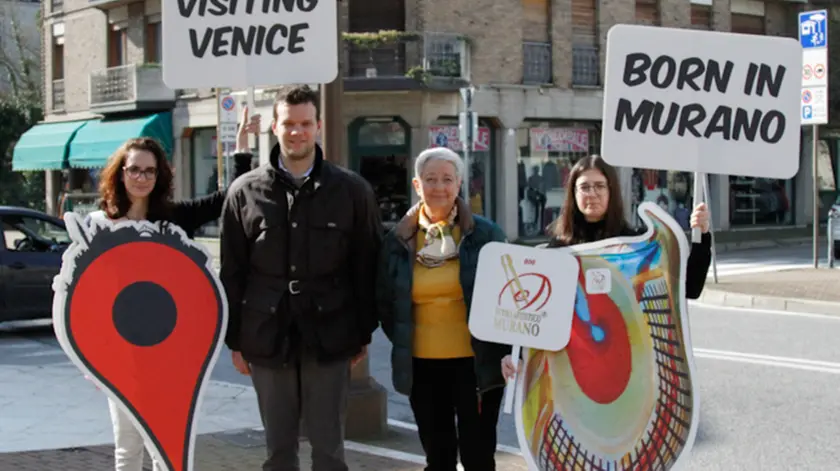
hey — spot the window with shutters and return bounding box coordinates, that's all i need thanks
[572,0,599,86]
[732,13,765,35]
[690,5,712,30]
[636,0,660,26]
[347,0,407,77]
[522,0,551,84]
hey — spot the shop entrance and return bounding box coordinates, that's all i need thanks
[349,117,412,229]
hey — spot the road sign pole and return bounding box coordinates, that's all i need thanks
[799,9,829,268]
[460,87,474,201]
[216,89,224,191]
[813,124,820,268]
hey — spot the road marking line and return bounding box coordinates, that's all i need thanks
[344,441,427,465]
[388,419,523,455]
[689,302,840,321]
[694,348,840,374]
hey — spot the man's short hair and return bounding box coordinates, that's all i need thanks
[272,85,320,122]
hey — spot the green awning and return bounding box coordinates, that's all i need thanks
[12,120,92,171]
[68,112,173,169]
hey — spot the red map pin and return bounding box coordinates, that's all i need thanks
[52,212,228,471]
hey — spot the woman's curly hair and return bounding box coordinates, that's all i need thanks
[98,137,174,221]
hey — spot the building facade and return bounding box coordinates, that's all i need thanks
[16,0,836,241]
[0,0,41,96]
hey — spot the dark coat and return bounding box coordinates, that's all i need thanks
[376,198,512,396]
[220,144,382,367]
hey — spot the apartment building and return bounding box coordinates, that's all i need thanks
[0,0,41,95]
[14,0,829,240]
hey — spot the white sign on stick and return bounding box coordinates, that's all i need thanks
[162,0,338,88]
[468,243,578,352]
[601,25,801,180]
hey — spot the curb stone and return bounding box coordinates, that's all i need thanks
[696,289,840,315]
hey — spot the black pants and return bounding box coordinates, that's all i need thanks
[409,357,505,471]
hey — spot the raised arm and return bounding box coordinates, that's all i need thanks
[169,153,254,233]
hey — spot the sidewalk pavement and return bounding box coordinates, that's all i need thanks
[696,267,840,315]
[0,333,527,470]
[0,426,528,470]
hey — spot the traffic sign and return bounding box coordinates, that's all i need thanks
[815,63,826,79]
[799,9,829,125]
[799,10,827,49]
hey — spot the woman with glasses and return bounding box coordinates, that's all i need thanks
[501,154,712,378]
[84,115,258,471]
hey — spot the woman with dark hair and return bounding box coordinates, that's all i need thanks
[86,113,258,471]
[501,155,712,378]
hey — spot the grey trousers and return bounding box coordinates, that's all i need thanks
[250,355,351,471]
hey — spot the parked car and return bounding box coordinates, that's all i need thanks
[0,206,71,323]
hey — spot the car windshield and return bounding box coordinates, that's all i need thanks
[3,215,71,247]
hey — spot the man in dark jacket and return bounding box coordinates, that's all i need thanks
[219,85,381,471]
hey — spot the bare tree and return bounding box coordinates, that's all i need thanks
[0,1,41,104]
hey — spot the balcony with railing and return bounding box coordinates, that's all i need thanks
[89,64,176,113]
[523,42,552,85]
[52,79,65,111]
[342,31,470,91]
[572,44,600,87]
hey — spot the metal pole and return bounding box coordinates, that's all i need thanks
[701,174,718,283]
[813,124,820,268]
[215,89,224,190]
[462,92,472,201]
[828,214,834,268]
[320,5,345,167]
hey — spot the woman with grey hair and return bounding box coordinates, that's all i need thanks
[376,147,511,470]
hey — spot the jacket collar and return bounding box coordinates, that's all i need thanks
[267,142,329,182]
[394,197,475,245]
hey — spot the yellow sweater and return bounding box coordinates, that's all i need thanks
[412,226,474,359]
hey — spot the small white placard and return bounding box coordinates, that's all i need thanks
[162,0,338,89]
[585,268,611,294]
[601,24,801,180]
[468,242,579,352]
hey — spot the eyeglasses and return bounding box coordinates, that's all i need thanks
[576,182,608,195]
[124,166,158,181]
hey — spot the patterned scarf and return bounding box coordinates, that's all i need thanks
[416,204,459,268]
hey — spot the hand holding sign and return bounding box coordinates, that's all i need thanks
[467,243,579,414]
[52,213,228,471]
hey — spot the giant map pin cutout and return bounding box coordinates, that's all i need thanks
[52,212,228,471]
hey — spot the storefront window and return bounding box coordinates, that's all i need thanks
[516,125,598,237]
[428,120,495,218]
[350,117,411,228]
[817,138,837,222]
[630,170,694,230]
[191,127,220,236]
[729,176,793,226]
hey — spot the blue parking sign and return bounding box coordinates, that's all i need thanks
[803,105,813,120]
[799,10,828,49]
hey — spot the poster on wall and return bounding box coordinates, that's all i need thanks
[529,128,589,153]
[429,125,491,152]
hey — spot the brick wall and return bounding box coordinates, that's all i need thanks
[422,0,523,84]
